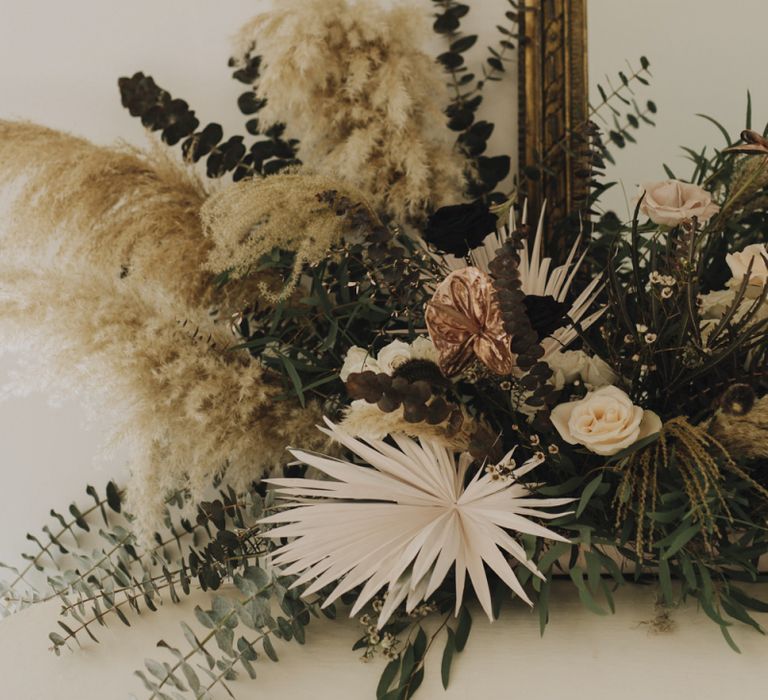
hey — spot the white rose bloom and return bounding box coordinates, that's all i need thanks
[340,346,379,382]
[547,350,585,389]
[699,245,768,346]
[547,350,618,391]
[699,287,738,319]
[551,385,661,457]
[581,355,619,390]
[410,336,439,363]
[376,340,412,374]
[726,243,768,287]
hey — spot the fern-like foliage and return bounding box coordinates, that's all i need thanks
[118,70,299,180]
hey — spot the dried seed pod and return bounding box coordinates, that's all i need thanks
[346,370,385,404]
[425,397,451,425]
[488,230,555,418]
[720,383,756,416]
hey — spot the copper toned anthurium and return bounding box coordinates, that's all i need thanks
[425,267,514,377]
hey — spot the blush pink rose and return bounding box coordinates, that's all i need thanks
[638,180,719,226]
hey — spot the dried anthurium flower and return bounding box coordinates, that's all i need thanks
[425,267,515,377]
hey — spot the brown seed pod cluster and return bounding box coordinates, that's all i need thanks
[346,370,455,425]
[487,230,556,417]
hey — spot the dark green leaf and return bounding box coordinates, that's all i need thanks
[377,658,400,699]
[576,474,603,517]
[662,524,700,560]
[487,57,504,72]
[106,481,122,513]
[450,35,477,53]
[440,627,456,690]
[454,605,472,651]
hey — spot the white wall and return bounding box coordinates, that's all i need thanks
[589,0,767,219]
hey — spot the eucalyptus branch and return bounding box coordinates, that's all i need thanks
[591,58,652,123]
[202,601,311,695]
[402,613,451,695]
[145,580,275,699]
[1,482,123,610]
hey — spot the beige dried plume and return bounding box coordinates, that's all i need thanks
[0,121,326,532]
[233,0,467,221]
[340,401,478,452]
[710,389,768,461]
[203,172,371,300]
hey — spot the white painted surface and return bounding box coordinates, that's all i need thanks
[0,1,767,698]
[589,0,768,218]
[1,582,767,700]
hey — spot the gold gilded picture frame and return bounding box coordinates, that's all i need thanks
[518,0,589,257]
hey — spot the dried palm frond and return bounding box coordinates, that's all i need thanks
[474,203,605,361]
[261,419,573,626]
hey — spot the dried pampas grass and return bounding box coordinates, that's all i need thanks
[340,401,477,452]
[0,121,212,322]
[233,0,466,221]
[710,394,768,461]
[0,121,326,531]
[203,173,370,300]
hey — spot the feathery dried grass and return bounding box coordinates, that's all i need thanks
[340,401,477,451]
[203,173,370,300]
[0,121,325,531]
[0,120,214,322]
[234,0,466,221]
[710,395,768,461]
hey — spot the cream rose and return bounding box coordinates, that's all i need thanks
[410,336,439,363]
[551,386,661,456]
[726,243,768,287]
[376,340,412,374]
[547,350,618,391]
[340,346,379,382]
[638,180,719,227]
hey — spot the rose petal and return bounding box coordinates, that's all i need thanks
[551,402,579,445]
[637,410,662,441]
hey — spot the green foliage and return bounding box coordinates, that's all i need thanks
[597,180,768,418]
[430,0,516,200]
[592,58,656,162]
[135,566,314,700]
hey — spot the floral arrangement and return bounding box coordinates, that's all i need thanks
[1,1,767,699]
